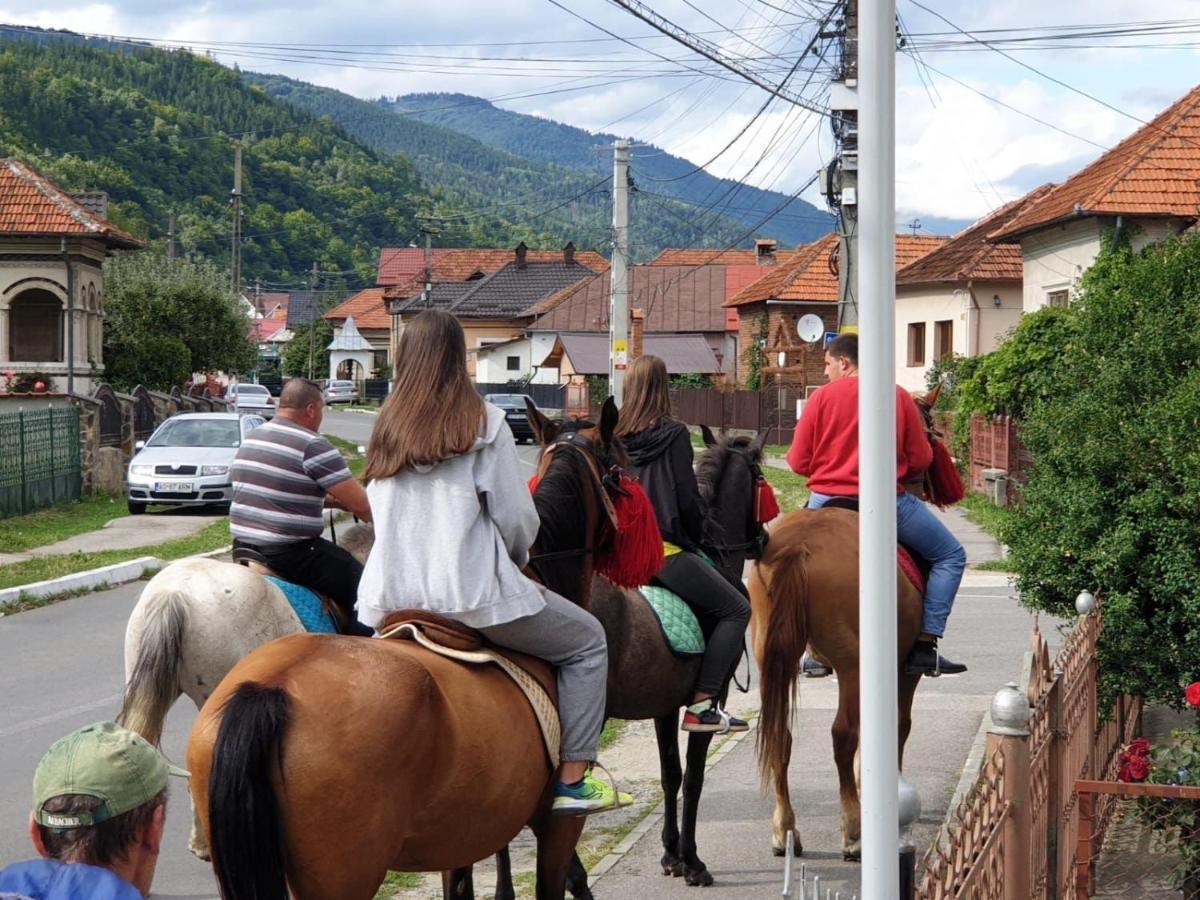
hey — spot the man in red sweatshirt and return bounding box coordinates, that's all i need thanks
[788,333,967,676]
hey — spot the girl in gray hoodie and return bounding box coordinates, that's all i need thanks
[357,309,629,816]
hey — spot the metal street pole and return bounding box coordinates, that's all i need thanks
[609,139,630,406]
[858,0,898,896]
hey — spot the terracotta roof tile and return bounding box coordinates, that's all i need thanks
[897,185,1056,285]
[377,246,607,285]
[0,157,141,247]
[990,85,1200,241]
[725,234,945,307]
[324,288,389,329]
[650,248,801,266]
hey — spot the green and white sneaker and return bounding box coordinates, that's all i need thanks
[551,766,633,817]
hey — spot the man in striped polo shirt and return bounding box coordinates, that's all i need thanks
[230,379,374,636]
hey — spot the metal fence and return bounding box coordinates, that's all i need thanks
[0,407,81,517]
[917,600,1143,900]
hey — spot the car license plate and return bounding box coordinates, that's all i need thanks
[154,481,193,493]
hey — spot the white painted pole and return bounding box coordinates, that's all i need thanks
[858,0,898,897]
[610,140,630,406]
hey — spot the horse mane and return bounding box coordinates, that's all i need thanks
[695,433,758,505]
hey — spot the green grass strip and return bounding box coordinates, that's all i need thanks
[1,493,129,553]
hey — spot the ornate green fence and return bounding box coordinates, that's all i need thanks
[0,407,81,517]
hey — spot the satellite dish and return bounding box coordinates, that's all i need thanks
[797,314,824,343]
[777,351,787,368]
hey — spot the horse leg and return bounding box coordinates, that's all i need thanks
[654,712,685,876]
[442,867,475,900]
[769,725,800,857]
[898,672,921,769]
[678,731,716,886]
[493,847,515,900]
[832,670,862,861]
[566,852,593,900]
[530,812,585,900]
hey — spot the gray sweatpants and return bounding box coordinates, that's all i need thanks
[479,589,608,764]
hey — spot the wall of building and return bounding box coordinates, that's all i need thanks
[1018,219,1100,312]
[475,333,561,384]
[735,302,836,390]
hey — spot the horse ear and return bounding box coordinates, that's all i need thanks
[750,429,769,456]
[600,396,619,444]
[526,397,560,446]
[700,424,718,447]
[926,380,943,408]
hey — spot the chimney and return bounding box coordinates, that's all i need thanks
[515,241,528,270]
[755,238,778,266]
[70,191,108,220]
[631,307,646,362]
[563,241,576,265]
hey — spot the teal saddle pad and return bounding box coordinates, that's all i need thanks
[640,586,705,657]
[263,576,338,634]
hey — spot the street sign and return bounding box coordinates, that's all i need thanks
[613,338,628,371]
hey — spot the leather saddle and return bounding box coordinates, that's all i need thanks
[820,497,931,593]
[377,609,558,705]
[232,545,349,634]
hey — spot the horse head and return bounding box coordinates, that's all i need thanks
[697,426,771,576]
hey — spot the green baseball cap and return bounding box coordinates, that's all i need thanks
[32,721,188,830]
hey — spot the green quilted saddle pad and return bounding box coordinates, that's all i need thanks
[640,585,705,657]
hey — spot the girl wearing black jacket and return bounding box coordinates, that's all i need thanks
[616,355,750,734]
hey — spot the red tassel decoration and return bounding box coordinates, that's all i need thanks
[527,474,540,494]
[926,440,965,508]
[596,478,665,588]
[754,476,781,523]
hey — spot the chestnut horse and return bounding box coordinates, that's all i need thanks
[187,402,627,900]
[486,423,770,899]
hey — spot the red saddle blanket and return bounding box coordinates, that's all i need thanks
[896,546,926,595]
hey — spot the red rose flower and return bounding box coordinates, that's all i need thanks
[1127,755,1151,782]
[1127,738,1151,757]
[1186,681,1200,709]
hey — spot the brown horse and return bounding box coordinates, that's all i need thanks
[749,507,924,861]
[186,401,627,900]
[486,424,770,899]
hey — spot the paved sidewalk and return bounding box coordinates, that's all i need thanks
[0,508,223,566]
[592,495,1044,898]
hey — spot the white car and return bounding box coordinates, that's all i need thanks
[126,413,265,514]
[324,379,360,404]
[225,383,276,417]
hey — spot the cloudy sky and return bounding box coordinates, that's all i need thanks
[5,0,1198,230]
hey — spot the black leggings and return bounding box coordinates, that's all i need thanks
[242,537,373,636]
[653,551,751,697]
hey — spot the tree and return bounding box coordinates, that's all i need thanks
[1000,232,1200,709]
[281,318,333,379]
[102,252,256,390]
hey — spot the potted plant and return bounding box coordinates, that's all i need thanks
[1119,682,1200,896]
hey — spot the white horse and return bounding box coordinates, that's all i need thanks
[119,524,374,859]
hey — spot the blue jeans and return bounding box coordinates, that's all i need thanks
[807,491,966,638]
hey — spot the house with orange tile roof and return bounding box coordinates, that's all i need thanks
[0,158,142,395]
[723,233,945,391]
[987,84,1200,312]
[894,186,1055,392]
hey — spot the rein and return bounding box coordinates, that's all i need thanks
[702,449,769,558]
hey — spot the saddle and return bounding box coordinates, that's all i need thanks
[232,546,347,634]
[376,610,561,767]
[820,497,930,594]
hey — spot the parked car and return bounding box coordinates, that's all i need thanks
[324,379,360,404]
[126,413,265,514]
[225,382,276,417]
[487,393,538,444]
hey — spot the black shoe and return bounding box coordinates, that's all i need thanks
[904,641,967,677]
[682,702,749,734]
[801,654,832,678]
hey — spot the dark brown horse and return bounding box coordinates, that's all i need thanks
[187,401,628,900]
[486,422,770,899]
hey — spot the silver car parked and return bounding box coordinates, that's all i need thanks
[225,382,276,417]
[126,413,264,515]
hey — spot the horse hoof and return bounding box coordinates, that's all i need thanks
[842,842,862,863]
[772,832,803,857]
[661,853,684,877]
[189,844,212,863]
[684,866,714,887]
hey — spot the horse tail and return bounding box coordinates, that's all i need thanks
[118,588,187,745]
[754,539,809,792]
[209,682,291,900]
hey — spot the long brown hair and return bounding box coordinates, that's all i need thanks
[365,310,485,479]
[615,354,672,437]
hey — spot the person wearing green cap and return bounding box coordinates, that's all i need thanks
[0,721,188,900]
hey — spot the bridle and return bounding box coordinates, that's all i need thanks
[702,445,769,560]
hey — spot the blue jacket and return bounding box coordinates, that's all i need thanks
[0,859,142,900]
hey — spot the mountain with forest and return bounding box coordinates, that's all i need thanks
[384,92,834,246]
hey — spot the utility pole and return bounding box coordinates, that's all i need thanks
[231,143,243,297]
[609,139,630,406]
[858,0,899,896]
[421,230,433,306]
[307,261,319,381]
[167,212,176,261]
[828,0,859,331]
[254,278,262,317]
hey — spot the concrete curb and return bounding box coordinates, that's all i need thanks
[589,717,759,884]
[0,545,233,609]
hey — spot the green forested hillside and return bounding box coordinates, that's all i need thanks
[0,34,431,282]
[387,93,834,247]
[244,73,759,259]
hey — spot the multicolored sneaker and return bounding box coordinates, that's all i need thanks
[681,700,749,734]
[551,766,634,817]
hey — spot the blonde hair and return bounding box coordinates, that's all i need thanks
[615,355,672,437]
[364,310,485,479]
